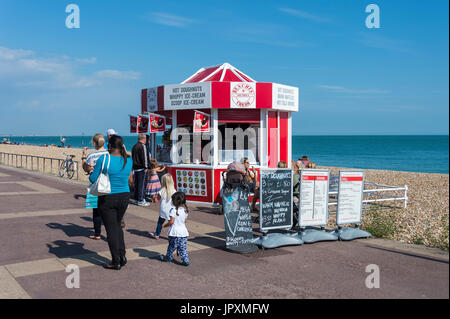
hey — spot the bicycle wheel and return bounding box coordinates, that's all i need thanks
[59,161,66,177]
[67,162,75,179]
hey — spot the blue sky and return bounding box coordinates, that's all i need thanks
[0,0,448,136]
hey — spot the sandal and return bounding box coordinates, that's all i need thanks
[159,254,170,262]
[149,232,160,239]
[88,235,101,240]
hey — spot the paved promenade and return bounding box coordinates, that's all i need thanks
[0,165,448,299]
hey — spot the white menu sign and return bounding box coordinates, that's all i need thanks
[298,169,330,227]
[336,171,365,225]
[164,82,211,110]
[272,83,299,112]
[146,87,158,112]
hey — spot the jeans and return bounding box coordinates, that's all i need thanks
[92,208,102,237]
[98,192,130,265]
[134,170,147,202]
[155,217,166,237]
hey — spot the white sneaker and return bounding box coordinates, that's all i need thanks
[137,200,150,207]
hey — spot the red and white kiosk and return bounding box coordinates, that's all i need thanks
[140,63,299,205]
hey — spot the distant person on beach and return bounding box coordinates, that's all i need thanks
[60,136,66,147]
[297,156,317,169]
[159,191,190,266]
[150,173,175,239]
[105,129,118,148]
[131,134,150,207]
[145,158,166,203]
[89,135,133,270]
[277,161,288,168]
[81,133,108,240]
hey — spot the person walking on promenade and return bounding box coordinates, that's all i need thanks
[149,173,175,239]
[90,135,133,270]
[81,133,108,240]
[132,133,150,207]
[145,158,165,203]
[160,192,190,266]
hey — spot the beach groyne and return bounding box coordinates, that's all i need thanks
[0,143,448,250]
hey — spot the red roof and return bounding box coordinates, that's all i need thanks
[182,63,256,83]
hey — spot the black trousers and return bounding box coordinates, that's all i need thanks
[92,208,102,237]
[134,170,146,202]
[98,192,130,265]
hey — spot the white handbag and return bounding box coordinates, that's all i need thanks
[87,154,111,196]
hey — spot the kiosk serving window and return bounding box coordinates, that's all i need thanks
[218,122,260,164]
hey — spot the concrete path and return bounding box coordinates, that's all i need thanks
[0,165,448,299]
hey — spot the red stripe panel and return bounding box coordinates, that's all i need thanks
[141,89,147,114]
[212,82,230,108]
[157,86,164,111]
[303,175,329,181]
[267,111,278,168]
[222,69,244,82]
[279,111,288,163]
[341,177,363,181]
[256,83,272,109]
[218,109,260,123]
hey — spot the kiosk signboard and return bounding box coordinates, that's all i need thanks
[336,170,365,225]
[298,169,330,227]
[259,169,293,231]
[222,187,254,248]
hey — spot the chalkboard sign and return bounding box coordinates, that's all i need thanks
[222,186,254,248]
[259,169,293,231]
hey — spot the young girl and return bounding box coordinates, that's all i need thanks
[160,192,190,266]
[145,159,166,203]
[149,174,175,239]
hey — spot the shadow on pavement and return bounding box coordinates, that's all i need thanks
[46,222,101,238]
[366,245,449,264]
[46,240,110,265]
[133,248,164,261]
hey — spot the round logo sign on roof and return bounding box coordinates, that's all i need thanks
[231,83,256,108]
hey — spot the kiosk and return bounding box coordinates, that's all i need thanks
[140,63,299,205]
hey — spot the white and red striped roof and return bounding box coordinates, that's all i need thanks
[182,63,256,83]
[142,63,298,113]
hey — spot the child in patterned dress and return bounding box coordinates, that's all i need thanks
[145,159,166,203]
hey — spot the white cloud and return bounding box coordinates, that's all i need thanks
[279,8,329,23]
[318,85,390,94]
[356,32,415,54]
[0,46,139,89]
[0,46,34,60]
[148,12,195,28]
[94,69,140,80]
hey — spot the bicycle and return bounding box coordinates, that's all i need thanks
[59,153,77,179]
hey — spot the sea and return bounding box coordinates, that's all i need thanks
[1,135,448,174]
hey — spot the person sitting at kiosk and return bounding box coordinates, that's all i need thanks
[241,157,258,193]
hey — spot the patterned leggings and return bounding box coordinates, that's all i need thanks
[165,236,189,263]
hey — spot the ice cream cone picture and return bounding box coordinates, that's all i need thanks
[193,111,210,133]
[149,114,166,133]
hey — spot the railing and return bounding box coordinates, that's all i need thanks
[327,177,408,210]
[0,152,79,180]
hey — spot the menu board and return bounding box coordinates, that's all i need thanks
[175,169,207,197]
[336,170,365,225]
[259,169,293,231]
[298,169,330,227]
[222,187,254,248]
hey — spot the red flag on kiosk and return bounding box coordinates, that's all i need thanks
[193,110,210,133]
[149,113,166,133]
[130,116,137,133]
[137,115,149,133]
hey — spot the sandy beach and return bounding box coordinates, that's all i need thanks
[0,143,448,250]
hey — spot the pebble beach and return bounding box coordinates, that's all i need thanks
[0,143,448,250]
